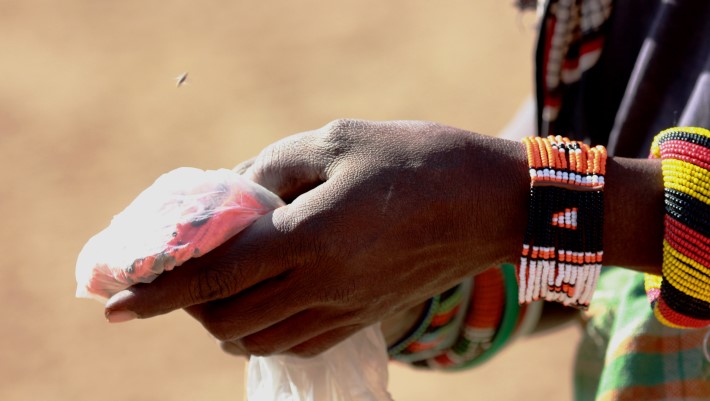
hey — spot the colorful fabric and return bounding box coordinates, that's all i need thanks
[535,1,710,399]
[535,0,710,157]
[394,1,710,397]
[575,268,710,401]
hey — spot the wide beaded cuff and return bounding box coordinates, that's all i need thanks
[645,126,710,329]
[519,136,607,310]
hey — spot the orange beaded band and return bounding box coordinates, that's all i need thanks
[519,136,607,310]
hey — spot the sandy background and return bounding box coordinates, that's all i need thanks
[0,0,581,400]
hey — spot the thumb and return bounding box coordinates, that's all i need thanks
[104,126,339,320]
[232,157,255,174]
[243,129,335,202]
[104,211,291,320]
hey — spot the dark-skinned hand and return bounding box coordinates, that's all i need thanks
[103,119,541,357]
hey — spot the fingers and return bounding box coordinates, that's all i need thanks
[231,309,348,355]
[220,322,364,359]
[105,120,362,323]
[232,157,255,174]
[286,325,364,358]
[192,277,361,358]
[220,339,248,357]
[105,175,345,321]
[182,272,310,342]
[105,211,291,319]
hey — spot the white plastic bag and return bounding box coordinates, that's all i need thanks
[75,167,283,302]
[247,324,393,401]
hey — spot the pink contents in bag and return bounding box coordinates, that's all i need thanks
[75,167,284,302]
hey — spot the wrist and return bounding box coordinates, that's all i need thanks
[490,138,530,265]
[602,157,664,274]
[435,132,530,277]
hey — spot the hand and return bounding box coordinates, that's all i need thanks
[105,119,530,357]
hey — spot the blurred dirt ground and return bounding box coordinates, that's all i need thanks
[0,0,581,400]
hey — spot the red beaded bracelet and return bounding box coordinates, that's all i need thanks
[645,127,710,329]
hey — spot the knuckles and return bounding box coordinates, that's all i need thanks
[219,340,247,357]
[321,118,363,137]
[239,336,283,357]
[285,343,330,358]
[237,337,326,358]
[187,265,235,306]
[218,338,322,358]
[201,316,238,342]
[319,118,366,156]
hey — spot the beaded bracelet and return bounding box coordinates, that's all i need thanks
[445,264,523,371]
[389,264,525,370]
[519,135,607,310]
[645,126,710,329]
[388,279,472,361]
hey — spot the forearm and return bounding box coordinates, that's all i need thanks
[385,138,666,346]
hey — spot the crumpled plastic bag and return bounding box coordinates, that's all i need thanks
[75,167,393,401]
[248,324,393,401]
[75,167,284,302]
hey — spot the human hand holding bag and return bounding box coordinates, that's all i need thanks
[76,166,392,401]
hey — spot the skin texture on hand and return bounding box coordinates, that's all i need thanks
[105,119,531,356]
[104,119,664,357]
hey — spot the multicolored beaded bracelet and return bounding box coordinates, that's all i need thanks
[519,135,607,310]
[645,126,710,329]
[444,264,524,371]
[389,264,526,370]
[388,279,472,361]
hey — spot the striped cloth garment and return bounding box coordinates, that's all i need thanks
[575,267,710,401]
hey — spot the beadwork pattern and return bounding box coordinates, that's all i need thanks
[539,0,613,134]
[645,126,710,329]
[519,135,607,310]
[420,267,507,369]
[389,264,524,370]
[388,280,471,361]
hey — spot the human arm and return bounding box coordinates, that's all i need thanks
[104,119,664,356]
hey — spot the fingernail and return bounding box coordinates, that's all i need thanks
[219,340,248,357]
[105,290,134,308]
[106,310,137,323]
